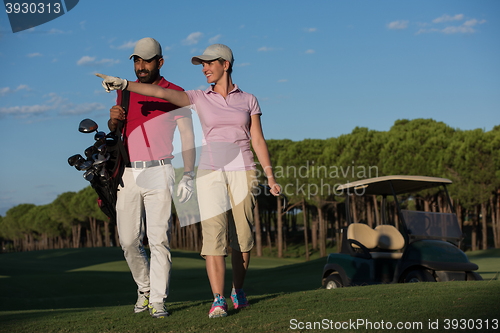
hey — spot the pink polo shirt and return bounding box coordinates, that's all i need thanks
[185,85,262,171]
[116,77,190,162]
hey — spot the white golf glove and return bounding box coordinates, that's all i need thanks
[177,175,194,203]
[95,73,128,93]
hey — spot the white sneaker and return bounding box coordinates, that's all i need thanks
[148,302,169,318]
[133,291,150,313]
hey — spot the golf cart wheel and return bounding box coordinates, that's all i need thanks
[324,274,343,289]
[466,272,483,281]
[404,269,436,283]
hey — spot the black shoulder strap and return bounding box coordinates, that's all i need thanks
[116,90,130,165]
[116,90,130,136]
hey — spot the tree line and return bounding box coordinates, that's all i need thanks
[1,118,499,257]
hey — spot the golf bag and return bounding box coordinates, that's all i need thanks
[95,90,130,223]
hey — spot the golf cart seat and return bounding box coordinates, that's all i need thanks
[371,225,404,259]
[347,223,404,259]
[347,223,379,249]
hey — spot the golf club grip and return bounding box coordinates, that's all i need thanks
[258,184,288,211]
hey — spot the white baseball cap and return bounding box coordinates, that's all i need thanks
[129,37,162,60]
[191,44,234,66]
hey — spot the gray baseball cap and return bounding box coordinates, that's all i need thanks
[191,44,234,66]
[129,37,162,60]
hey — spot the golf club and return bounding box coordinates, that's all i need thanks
[79,118,98,133]
[77,160,94,171]
[74,156,86,170]
[83,169,95,182]
[94,131,106,141]
[258,184,288,212]
[84,146,97,160]
[93,153,110,166]
[68,154,83,166]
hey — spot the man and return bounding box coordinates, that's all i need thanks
[107,37,195,319]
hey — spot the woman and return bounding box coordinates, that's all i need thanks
[96,44,280,319]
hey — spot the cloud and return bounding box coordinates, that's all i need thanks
[59,102,106,115]
[77,56,95,65]
[77,56,120,66]
[0,104,52,117]
[415,14,486,35]
[387,20,409,30]
[47,28,65,34]
[209,34,221,43]
[305,27,317,33]
[305,49,315,54]
[183,32,203,45]
[0,84,30,97]
[258,46,274,52]
[116,40,138,50]
[416,17,486,35]
[432,14,464,24]
[235,62,250,67]
[27,52,42,57]
[415,28,439,35]
[0,92,105,119]
[278,79,288,83]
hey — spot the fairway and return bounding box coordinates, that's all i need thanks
[0,248,499,332]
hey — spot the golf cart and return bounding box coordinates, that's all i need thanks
[322,175,482,289]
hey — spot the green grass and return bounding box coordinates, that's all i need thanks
[0,247,499,332]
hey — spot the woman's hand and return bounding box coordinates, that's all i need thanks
[267,178,281,196]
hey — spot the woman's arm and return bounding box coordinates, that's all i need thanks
[127,81,191,107]
[96,73,191,107]
[249,114,281,196]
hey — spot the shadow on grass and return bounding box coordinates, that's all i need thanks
[0,247,325,312]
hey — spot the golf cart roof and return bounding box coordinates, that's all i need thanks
[336,175,452,196]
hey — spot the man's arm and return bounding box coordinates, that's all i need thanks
[108,105,125,132]
[176,115,196,173]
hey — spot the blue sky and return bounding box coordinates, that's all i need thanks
[0,0,499,215]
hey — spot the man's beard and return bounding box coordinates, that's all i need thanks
[136,68,160,83]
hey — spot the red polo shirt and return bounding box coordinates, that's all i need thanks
[116,77,190,162]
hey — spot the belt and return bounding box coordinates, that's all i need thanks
[129,158,172,169]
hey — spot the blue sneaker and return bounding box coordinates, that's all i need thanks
[208,293,228,318]
[231,288,249,309]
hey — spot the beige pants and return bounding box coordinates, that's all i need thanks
[116,164,175,303]
[196,169,259,257]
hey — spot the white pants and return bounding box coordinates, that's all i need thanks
[116,164,175,303]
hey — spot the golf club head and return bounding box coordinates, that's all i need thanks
[83,169,95,182]
[77,160,93,171]
[94,131,106,141]
[79,119,98,133]
[105,133,118,146]
[97,144,107,154]
[74,156,86,170]
[93,153,110,166]
[68,154,83,166]
[94,137,106,147]
[84,146,97,160]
